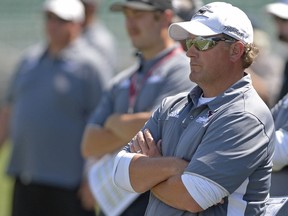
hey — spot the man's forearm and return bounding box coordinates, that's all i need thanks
[129,155,188,193]
[81,125,126,158]
[151,175,203,213]
[105,112,152,141]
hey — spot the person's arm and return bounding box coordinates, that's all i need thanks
[88,109,173,158]
[129,129,203,212]
[81,113,152,158]
[81,124,126,158]
[113,129,188,191]
[151,175,203,213]
[272,128,288,171]
[128,130,226,213]
[113,130,203,213]
[104,112,152,142]
[0,105,11,149]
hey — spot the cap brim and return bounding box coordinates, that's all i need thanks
[266,3,288,20]
[169,20,220,40]
[44,7,70,21]
[110,2,156,12]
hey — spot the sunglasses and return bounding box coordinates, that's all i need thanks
[185,36,236,51]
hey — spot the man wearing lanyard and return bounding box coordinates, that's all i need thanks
[81,0,195,215]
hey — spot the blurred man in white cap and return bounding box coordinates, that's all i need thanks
[112,2,275,215]
[0,0,113,215]
[81,0,118,70]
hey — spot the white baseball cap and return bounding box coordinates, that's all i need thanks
[169,2,253,44]
[266,0,288,20]
[43,0,84,22]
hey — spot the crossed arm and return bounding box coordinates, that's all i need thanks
[81,112,151,158]
[115,129,204,213]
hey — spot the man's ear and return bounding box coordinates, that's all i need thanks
[229,42,245,62]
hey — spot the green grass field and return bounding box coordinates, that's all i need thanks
[0,143,13,216]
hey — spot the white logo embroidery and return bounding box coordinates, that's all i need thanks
[196,116,209,124]
[168,109,181,118]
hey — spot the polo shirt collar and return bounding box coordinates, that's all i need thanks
[188,72,253,111]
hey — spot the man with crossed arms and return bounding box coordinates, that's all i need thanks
[113,2,275,215]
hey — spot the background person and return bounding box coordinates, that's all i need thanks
[266,0,288,103]
[265,0,288,197]
[268,92,288,196]
[0,0,113,215]
[81,0,118,71]
[248,23,284,107]
[172,0,203,22]
[113,2,275,215]
[172,0,203,51]
[81,0,195,215]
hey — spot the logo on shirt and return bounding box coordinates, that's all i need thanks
[196,116,209,124]
[196,110,214,124]
[167,109,181,118]
[54,74,70,93]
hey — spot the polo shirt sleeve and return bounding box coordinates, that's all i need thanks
[82,63,111,120]
[88,88,114,126]
[2,61,24,106]
[3,72,17,106]
[185,112,272,194]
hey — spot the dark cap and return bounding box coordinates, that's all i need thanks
[110,0,173,12]
[172,0,203,22]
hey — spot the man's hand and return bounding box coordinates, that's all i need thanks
[78,179,96,211]
[129,129,162,157]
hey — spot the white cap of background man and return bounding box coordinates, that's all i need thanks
[266,0,288,20]
[43,0,85,22]
[169,2,253,44]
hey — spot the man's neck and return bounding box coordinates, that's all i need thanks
[141,39,175,60]
[48,36,77,56]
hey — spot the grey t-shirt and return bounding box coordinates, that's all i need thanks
[5,38,113,188]
[137,74,275,216]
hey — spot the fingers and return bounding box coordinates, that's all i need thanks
[129,131,148,154]
[128,129,162,157]
[136,131,149,154]
[157,139,162,154]
[143,129,155,151]
[129,138,136,153]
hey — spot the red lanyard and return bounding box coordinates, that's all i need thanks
[128,46,183,113]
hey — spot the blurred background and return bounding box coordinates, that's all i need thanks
[0,0,281,215]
